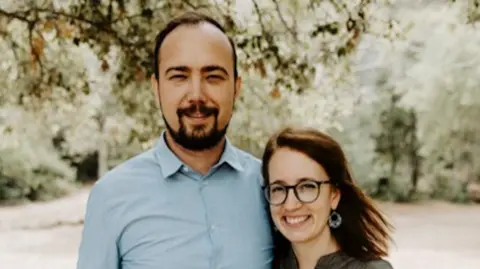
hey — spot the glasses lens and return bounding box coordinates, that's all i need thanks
[296,181,320,203]
[266,184,287,205]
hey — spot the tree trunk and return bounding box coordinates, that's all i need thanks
[408,110,420,198]
[97,115,108,178]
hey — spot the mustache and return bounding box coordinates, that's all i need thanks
[177,103,218,117]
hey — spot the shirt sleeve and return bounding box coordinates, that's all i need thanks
[76,182,119,269]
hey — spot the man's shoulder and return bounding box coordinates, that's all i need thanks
[230,145,267,187]
[232,145,262,170]
[93,148,160,192]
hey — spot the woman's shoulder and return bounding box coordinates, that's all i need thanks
[314,251,394,269]
[364,259,394,269]
[331,254,393,269]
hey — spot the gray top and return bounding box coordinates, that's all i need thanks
[276,248,394,269]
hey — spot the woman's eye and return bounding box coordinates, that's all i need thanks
[270,186,284,193]
[300,183,317,189]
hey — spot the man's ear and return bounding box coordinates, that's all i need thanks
[151,74,161,109]
[234,76,242,100]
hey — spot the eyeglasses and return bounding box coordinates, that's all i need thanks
[263,179,332,206]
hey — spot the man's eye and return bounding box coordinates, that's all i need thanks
[170,74,187,80]
[207,75,224,81]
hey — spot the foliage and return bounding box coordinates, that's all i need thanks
[0,0,479,203]
[362,0,480,201]
[0,105,75,203]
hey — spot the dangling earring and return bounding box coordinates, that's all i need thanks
[328,210,342,229]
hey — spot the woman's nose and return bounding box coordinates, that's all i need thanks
[283,189,302,210]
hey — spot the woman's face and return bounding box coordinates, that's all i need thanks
[267,147,340,244]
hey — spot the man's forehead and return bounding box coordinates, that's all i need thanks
[158,23,233,67]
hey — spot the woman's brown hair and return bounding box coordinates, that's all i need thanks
[262,127,394,262]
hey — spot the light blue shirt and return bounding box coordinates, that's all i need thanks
[76,132,273,269]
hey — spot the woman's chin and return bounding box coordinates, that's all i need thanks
[285,233,312,244]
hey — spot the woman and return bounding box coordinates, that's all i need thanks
[262,127,394,269]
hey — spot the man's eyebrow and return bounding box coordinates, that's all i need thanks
[164,65,229,77]
[201,65,229,76]
[165,66,189,75]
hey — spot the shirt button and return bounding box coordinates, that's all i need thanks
[182,166,189,172]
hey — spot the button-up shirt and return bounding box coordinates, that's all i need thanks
[76,132,273,269]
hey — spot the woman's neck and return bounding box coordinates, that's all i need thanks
[292,229,340,269]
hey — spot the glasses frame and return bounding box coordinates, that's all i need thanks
[263,179,332,206]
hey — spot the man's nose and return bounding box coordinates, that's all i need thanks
[187,75,206,102]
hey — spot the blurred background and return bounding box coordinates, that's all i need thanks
[0,0,479,268]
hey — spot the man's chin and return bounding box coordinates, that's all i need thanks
[164,116,229,151]
[177,136,223,151]
[175,128,226,151]
[181,122,208,133]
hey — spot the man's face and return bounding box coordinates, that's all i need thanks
[152,23,241,151]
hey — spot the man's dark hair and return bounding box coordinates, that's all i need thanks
[152,11,238,80]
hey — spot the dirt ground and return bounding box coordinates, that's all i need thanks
[0,187,479,269]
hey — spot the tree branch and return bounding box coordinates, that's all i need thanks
[0,9,34,24]
[251,0,283,67]
[0,30,22,62]
[27,15,45,77]
[0,7,148,48]
[182,0,210,10]
[111,7,167,23]
[270,0,298,41]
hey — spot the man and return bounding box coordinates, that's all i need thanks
[76,11,273,269]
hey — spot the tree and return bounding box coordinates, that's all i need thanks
[0,0,393,201]
[371,0,480,201]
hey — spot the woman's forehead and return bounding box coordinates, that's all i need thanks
[268,148,328,182]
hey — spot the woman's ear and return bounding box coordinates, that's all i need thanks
[330,187,341,210]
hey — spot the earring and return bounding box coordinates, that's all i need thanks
[328,210,342,229]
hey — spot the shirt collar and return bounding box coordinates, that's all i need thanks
[154,131,244,179]
[154,131,184,178]
[216,136,244,172]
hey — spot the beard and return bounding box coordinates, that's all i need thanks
[163,102,229,151]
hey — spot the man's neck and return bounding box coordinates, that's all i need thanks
[165,131,226,175]
[292,229,340,269]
